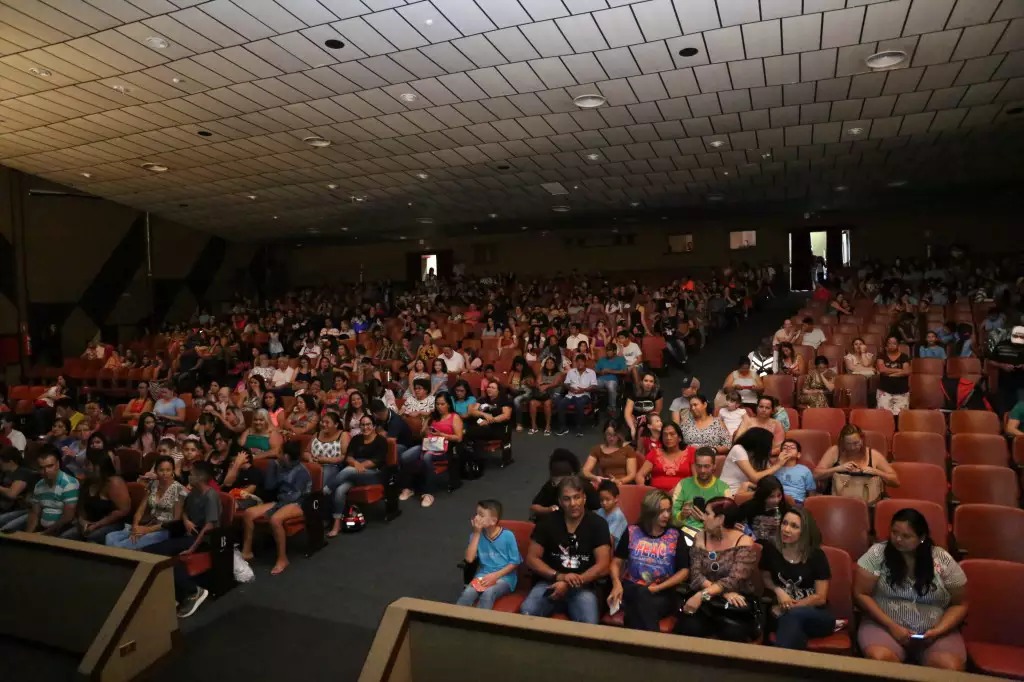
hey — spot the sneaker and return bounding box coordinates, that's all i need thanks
[556,429,569,436]
[575,432,583,437]
[543,430,552,436]
[177,587,209,619]
[421,494,435,508]
[399,488,415,501]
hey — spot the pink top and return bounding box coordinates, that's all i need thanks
[645,446,695,492]
[430,413,456,436]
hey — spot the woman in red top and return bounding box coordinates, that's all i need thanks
[635,422,694,492]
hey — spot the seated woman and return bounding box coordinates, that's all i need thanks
[132,412,161,454]
[464,382,513,462]
[239,375,266,413]
[122,381,153,425]
[106,455,185,549]
[152,385,187,425]
[855,508,968,670]
[262,391,285,428]
[240,441,311,575]
[284,394,319,436]
[843,338,876,377]
[814,424,899,502]
[623,372,664,442]
[403,392,463,509]
[737,475,787,545]
[528,356,562,435]
[734,396,785,455]
[365,379,398,414]
[720,426,790,496]
[724,356,764,408]
[429,358,449,395]
[635,423,694,492]
[678,394,731,455]
[637,413,664,457]
[325,415,386,537]
[777,343,805,376]
[238,409,283,459]
[830,293,853,318]
[608,490,690,631]
[761,507,835,650]
[62,449,131,543]
[677,497,760,642]
[799,356,836,409]
[506,356,535,432]
[308,410,345,490]
[450,380,477,417]
[341,391,370,438]
[582,419,637,487]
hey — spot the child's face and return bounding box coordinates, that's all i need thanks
[726,398,741,410]
[474,507,498,529]
[599,490,618,513]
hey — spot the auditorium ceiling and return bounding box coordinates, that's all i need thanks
[0,0,1022,240]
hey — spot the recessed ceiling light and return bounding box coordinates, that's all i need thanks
[171,77,186,84]
[324,39,345,49]
[111,84,131,94]
[834,185,848,192]
[326,183,338,190]
[144,36,169,49]
[488,213,498,219]
[303,136,331,148]
[630,201,640,207]
[246,194,257,200]
[28,67,51,78]
[761,152,772,159]
[273,216,278,220]
[551,206,570,212]
[887,180,908,187]
[353,196,365,202]
[573,93,606,109]
[708,194,724,201]
[399,92,418,102]
[424,18,434,25]
[80,172,92,178]
[417,217,434,224]
[709,140,725,148]
[585,153,601,161]
[520,226,528,231]
[407,202,413,206]
[341,227,348,231]
[197,130,212,137]
[723,171,729,175]
[847,127,864,135]
[399,235,406,240]
[141,162,168,173]
[415,172,429,180]
[679,47,700,57]
[865,50,908,70]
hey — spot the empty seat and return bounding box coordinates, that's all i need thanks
[909,374,945,410]
[833,374,868,409]
[617,484,657,525]
[953,505,1024,563]
[862,430,889,456]
[891,431,948,469]
[804,496,870,561]
[873,499,948,549]
[951,465,1019,507]
[800,408,846,443]
[888,462,948,506]
[850,409,895,447]
[785,429,832,466]
[762,374,796,407]
[911,358,944,375]
[949,409,1001,435]
[950,433,1010,467]
[947,356,982,379]
[961,559,1024,679]
[897,409,946,436]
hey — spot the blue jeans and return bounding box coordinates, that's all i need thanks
[519,581,600,624]
[774,607,835,650]
[60,523,122,543]
[324,466,382,518]
[105,525,171,550]
[399,445,440,495]
[0,509,28,531]
[456,580,513,609]
[597,376,618,409]
[554,394,592,432]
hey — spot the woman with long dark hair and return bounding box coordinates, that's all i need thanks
[854,508,968,670]
[720,426,788,495]
[738,475,788,546]
[63,449,131,543]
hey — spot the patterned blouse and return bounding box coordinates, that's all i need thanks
[309,433,342,463]
[857,543,966,631]
[144,480,187,524]
[679,413,731,450]
[689,533,758,594]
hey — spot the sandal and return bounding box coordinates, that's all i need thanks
[515,425,524,432]
[399,488,415,501]
[543,430,552,436]
[528,428,538,435]
[421,494,435,508]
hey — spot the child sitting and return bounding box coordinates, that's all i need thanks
[456,499,522,610]
[596,480,628,545]
[718,390,746,437]
[774,439,817,503]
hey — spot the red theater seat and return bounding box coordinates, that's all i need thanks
[804,497,869,561]
[962,560,1024,679]
[953,505,1024,563]
[491,521,535,614]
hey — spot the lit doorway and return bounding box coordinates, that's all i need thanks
[789,228,851,290]
[420,253,437,280]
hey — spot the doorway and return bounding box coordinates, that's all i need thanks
[789,228,851,290]
[420,253,437,281]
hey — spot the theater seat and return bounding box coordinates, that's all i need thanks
[762,375,796,408]
[800,408,846,444]
[897,409,946,436]
[950,433,1010,467]
[804,497,869,561]
[891,432,948,469]
[951,465,1020,507]
[179,491,236,596]
[888,462,948,506]
[251,460,325,557]
[491,521,535,614]
[961,559,1024,679]
[953,504,1024,563]
[849,409,895,447]
[617,485,657,525]
[874,499,948,548]
[949,410,1001,436]
[347,438,401,521]
[785,429,831,466]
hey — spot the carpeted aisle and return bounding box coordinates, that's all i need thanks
[143,294,800,682]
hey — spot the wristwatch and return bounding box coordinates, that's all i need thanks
[701,590,712,602]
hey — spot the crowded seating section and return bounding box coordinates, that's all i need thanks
[2,258,1024,677]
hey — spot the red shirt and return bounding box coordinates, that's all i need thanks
[645,446,695,492]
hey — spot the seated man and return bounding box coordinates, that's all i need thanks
[671,447,730,534]
[24,445,79,536]
[800,317,826,350]
[439,345,466,374]
[565,324,589,352]
[616,331,644,385]
[529,448,600,520]
[668,374,701,424]
[0,446,36,531]
[0,413,26,453]
[54,398,86,432]
[520,475,611,624]
[554,354,597,437]
[594,343,627,415]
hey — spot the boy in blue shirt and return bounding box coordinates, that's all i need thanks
[918,331,947,359]
[456,499,522,610]
[774,439,817,503]
[595,343,628,413]
[596,480,628,545]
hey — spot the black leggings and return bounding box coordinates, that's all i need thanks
[622,581,679,632]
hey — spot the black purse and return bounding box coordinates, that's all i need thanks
[697,595,762,642]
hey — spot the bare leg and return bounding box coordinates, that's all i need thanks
[241,503,275,560]
[529,400,539,430]
[268,503,303,575]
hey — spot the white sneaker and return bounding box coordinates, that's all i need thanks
[421,494,435,508]
[399,488,415,501]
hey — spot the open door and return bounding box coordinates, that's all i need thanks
[790,230,813,291]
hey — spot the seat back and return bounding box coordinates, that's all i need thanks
[832,374,867,409]
[888,462,948,506]
[800,408,846,443]
[897,409,947,436]
[909,375,945,410]
[873,499,948,549]
[502,520,536,585]
[126,481,147,514]
[949,410,1001,435]
[849,409,895,446]
[951,465,1019,507]
[785,429,832,466]
[950,433,1009,466]
[217,491,236,527]
[947,357,982,379]
[910,358,944,375]
[803,496,870,560]
[618,485,658,525]
[961,559,1024,647]
[303,461,324,492]
[783,407,800,430]
[891,431,948,468]
[821,546,854,621]
[953,505,1024,563]
[762,375,796,407]
[115,447,143,481]
[861,430,889,456]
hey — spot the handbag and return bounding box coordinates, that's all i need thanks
[422,435,448,455]
[697,595,762,641]
[832,471,885,506]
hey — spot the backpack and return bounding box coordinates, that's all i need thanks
[940,377,993,412]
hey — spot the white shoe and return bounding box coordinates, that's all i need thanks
[399,488,415,501]
[421,494,435,508]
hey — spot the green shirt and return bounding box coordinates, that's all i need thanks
[671,476,729,530]
[1010,400,1024,423]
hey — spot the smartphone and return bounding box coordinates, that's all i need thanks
[910,633,926,640]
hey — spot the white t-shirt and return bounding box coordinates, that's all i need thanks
[620,342,642,367]
[720,444,752,494]
[441,352,466,373]
[271,367,296,388]
[6,428,26,452]
[802,328,827,349]
[719,406,746,436]
[565,368,598,392]
[566,333,589,351]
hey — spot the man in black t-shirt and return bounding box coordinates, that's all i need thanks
[989,326,1024,412]
[520,475,611,624]
[529,449,600,520]
[0,446,36,531]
